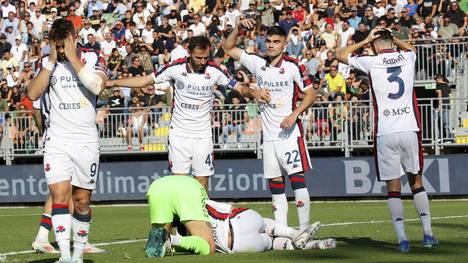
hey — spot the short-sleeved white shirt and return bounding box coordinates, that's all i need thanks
[41,48,107,144]
[239,51,314,141]
[151,58,238,138]
[347,49,420,136]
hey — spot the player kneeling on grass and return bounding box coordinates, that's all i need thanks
[145,175,215,257]
[203,200,336,253]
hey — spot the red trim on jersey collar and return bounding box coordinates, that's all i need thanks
[265,54,284,68]
[378,49,399,54]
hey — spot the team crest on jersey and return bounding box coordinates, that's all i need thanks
[279,68,285,74]
[181,72,188,77]
[45,163,51,172]
[175,81,185,90]
[204,73,211,79]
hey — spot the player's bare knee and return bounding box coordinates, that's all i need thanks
[72,192,91,213]
[407,173,423,190]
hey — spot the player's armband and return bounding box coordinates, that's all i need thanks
[77,67,103,95]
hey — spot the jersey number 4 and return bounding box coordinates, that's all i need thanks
[387,66,404,100]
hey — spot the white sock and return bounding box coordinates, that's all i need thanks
[263,218,298,239]
[272,194,288,226]
[170,234,181,246]
[35,214,52,243]
[72,212,92,259]
[52,204,71,258]
[294,188,310,231]
[272,237,294,250]
[413,190,433,236]
[304,240,320,249]
[387,196,408,242]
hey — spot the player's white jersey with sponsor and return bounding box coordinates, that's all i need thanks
[205,199,234,254]
[347,50,420,136]
[41,47,107,143]
[152,58,238,138]
[239,51,314,141]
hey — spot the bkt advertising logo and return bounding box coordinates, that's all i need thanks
[383,107,410,117]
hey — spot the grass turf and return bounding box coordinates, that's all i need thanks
[0,200,467,263]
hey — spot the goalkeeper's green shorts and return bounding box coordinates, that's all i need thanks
[147,175,209,224]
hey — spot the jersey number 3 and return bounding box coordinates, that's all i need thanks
[387,66,404,100]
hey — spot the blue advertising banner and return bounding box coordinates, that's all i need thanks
[0,154,466,203]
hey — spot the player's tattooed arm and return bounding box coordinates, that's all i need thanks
[280,88,316,129]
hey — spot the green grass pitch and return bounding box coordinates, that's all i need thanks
[1,200,467,263]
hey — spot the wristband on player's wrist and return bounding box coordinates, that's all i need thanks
[44,61,56,71]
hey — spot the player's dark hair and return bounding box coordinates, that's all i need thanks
[49,18,75,41]
[188,36,211,52]
[266,26,287,38]
[373,29,393,45]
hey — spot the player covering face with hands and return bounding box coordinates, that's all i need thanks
[223,19,317,231]
[28,18,108,263]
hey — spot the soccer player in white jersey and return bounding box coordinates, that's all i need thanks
[223,22,316,231]
[202,200,336,253]
[27,18,108,263]
[30,98,104,255]
[336,28,438,252]
[108,36,269,192]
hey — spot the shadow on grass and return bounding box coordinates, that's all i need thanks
[432,222,468,231]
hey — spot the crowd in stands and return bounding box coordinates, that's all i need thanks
[0,0,466,150]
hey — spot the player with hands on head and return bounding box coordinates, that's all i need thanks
[336,26,438,253]
[27,18,108,263]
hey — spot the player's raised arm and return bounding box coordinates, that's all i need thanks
[336,27,382,65]
[27,41,58,101]
[64,35,107,95]
[392,36,416,53]
[222,19,256,60]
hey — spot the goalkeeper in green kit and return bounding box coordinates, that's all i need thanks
[145,175,215,257]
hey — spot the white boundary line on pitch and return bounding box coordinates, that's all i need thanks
[0,199,467,209]
[2,214,468,257]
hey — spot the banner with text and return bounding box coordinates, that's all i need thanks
[0,154,467,202]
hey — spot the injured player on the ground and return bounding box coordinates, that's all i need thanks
[170,200,336,254]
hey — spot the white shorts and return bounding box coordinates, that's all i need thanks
[263,136,312,179]
[230,209,272,253]
[168,134,214,176]
[43,140,100,190]
[375,131,423,181]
